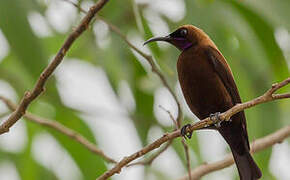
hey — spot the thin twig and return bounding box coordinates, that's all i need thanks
[126,140,173,167]
[96,78,290,180]
[158,104,192,180]
[126,105,177,167]
[178,125,290,180]
[158,104,191,179]
[0,96,116,163]
[62,0,87,13]
[127,105,191,172]
[159,105,178,128]
[0,0,110,135]
[158,105,192,179]
[182,139,192,180]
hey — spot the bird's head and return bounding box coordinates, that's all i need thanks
[144,25,212,51]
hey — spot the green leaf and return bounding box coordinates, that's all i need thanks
[228,0,289,82]
[0,150,58,180]
[0,0,47,78]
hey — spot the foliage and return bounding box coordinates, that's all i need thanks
[0,0,289,179]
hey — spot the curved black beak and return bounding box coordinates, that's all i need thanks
[143,35,172,46]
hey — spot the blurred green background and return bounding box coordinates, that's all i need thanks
[0,0,289,180]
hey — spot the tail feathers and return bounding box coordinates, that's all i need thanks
[232,151,262,180]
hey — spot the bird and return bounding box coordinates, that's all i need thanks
[144,25,262,180]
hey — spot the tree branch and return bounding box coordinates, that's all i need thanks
[0,0,110,135]
[96,77,290,180]
[126,105,192,180]
[182,139,192,180]
[0,96,116,163]
[158,104,192,180]
[126,140,173,167]
[126,106,176,167]
[178,125,290,180]
[158,105,192,179]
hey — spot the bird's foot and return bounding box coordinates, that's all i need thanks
[181,124,192,139]
[210,112,222,128]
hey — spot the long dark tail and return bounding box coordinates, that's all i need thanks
[217,114,262,180]
[216,110,262,179]
[232,150,262,180]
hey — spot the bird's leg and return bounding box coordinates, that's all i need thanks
[210,112,222,128]
[181,122,217,139]
[181,112,223,139]
[181,124,193,139]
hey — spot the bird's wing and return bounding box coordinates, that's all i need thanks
[204,45,249,148]
[204,46,241,103]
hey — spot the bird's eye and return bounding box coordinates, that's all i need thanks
[180,29,187,37]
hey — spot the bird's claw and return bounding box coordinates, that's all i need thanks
[181,124,192,139]
[210,112,222,128]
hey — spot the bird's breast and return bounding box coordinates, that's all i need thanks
[177,49,233,119]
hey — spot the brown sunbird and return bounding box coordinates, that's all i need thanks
[144,25,262,180]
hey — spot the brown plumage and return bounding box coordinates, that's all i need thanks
[144,25,262,180]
